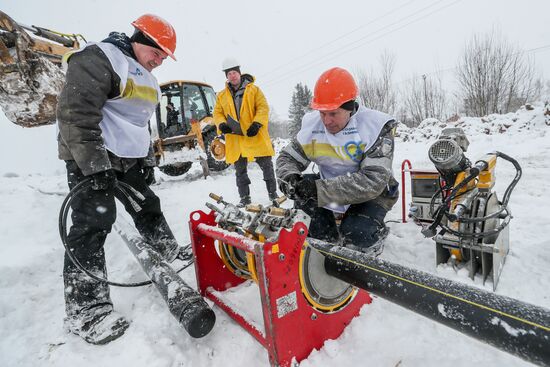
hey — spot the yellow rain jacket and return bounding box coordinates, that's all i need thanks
[213,74,274,164]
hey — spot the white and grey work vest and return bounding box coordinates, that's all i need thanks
[297,106,393,213]
[64,42,161,158]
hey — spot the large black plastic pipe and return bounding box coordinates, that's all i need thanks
[308,239,550,366]
[115,224,216,338]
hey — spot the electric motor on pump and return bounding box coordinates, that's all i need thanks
[56,14,187,345]
[276,67,399,254]
[213,58,279,207]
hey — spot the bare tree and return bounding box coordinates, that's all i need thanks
[401,73,447,126]
[355,51,397,115]
[456,30,541,116]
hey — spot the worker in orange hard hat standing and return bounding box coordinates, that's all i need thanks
[57,14,185,344]
[276,67,399,255]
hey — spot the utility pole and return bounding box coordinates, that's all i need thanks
[422,74,428,120]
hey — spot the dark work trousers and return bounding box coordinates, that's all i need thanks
[234,155,277,198]
[63,161,179,317]
[294,175,389,250]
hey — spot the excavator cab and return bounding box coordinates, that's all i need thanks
[152,81,228,176]
[153,81,216,139]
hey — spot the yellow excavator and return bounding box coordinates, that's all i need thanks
[0,11,82,127]
[0,10,227,175]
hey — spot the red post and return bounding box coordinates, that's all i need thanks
[401,160,412,223]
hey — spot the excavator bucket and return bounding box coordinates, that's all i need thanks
[0,11,80,127]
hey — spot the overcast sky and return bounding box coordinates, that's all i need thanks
[3,0,550,118]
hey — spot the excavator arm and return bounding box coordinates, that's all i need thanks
[0,11,84,127]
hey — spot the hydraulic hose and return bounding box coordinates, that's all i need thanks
[58,178,192,287]
[59,178,215,338]
[424,151,521,239]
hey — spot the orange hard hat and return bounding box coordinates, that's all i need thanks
[311,67,358,111]
[131,14,177,60]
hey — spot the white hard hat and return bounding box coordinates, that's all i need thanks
[222,57,240,72]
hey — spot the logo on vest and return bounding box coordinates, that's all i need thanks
[341,126,358,136]
[344,141,364,162]
[129,67,143,76]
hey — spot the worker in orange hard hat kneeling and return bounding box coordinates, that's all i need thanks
[276,67,399,255]
[57,14,183,345]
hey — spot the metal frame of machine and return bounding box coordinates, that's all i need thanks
[402,158,511,290]
[401,128,521,291]
[189,208,371,367]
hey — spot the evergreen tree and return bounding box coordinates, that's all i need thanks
[288,83,312,138]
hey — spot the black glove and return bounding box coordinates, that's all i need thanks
[278,174,302,198]
[295,177,318,200]
[246,121,262,137]
[219,122,232,134]
[142,166,156,185]
[91,169,117,191]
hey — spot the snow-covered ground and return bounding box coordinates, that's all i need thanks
[1,104,549,367]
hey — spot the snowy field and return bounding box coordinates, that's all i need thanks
[0,104,549,367]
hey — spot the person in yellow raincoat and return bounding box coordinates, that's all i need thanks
[214,57,277,207]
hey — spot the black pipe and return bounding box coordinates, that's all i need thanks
[308,239,550,367]
[114,222,216,338]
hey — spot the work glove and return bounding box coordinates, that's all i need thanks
[142,166,156,185]
[218,122,232,134]
[246,121,262,137]
[294,177,318,201]
[278,174,302,199]
[91,169,117,191]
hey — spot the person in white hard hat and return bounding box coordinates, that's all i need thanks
[213,57,278,207]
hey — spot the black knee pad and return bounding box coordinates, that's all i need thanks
[340,215,387,248]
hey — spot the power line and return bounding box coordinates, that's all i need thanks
[257,0,416,79]
[262,0,461,88]
[262,0,448,85]
[526,44,550,54]
[264,0,462,87]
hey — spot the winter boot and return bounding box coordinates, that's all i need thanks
[237,195,251,208]
[65,305,130,345]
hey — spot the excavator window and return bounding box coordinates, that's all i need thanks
[182,84,207,126]
[202,87,217,114]
[153,82,217,140]
[157,93,186,138]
